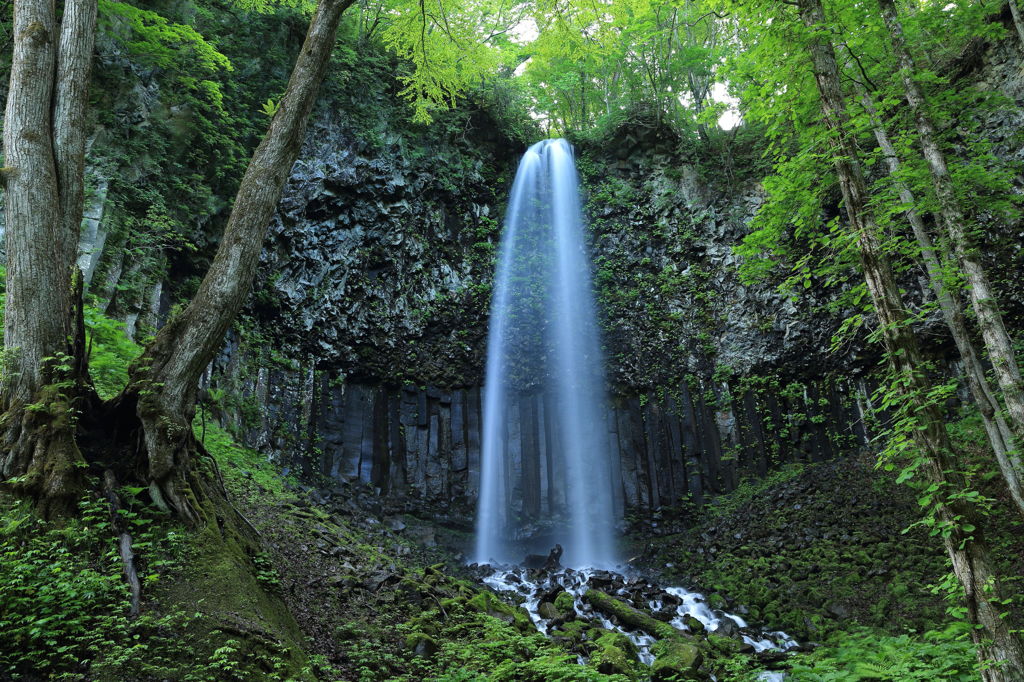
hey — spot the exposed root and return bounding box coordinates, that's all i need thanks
[103,469,142,617]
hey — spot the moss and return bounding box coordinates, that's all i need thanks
[583,589,681,640]
[404,631,439,658]
[154,516,313,679]
[554,590,577,613]
[706,633,740,656]
[644,454,958,640]
[465,590,534,632]
[590,641,633,676]
[551,619,592,647]
[539,601,562,619]
[650,639,704,681]
[589,630,640,678]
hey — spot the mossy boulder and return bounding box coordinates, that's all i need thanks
[404,632,439,658]
[651,639,705,681]
[554,591,576,613]
[551,619,591,648]
[466,591,534,633]
[590,641,634,676]
[538,601,561,620]
[706,633,741,656]
[682,615,705,635]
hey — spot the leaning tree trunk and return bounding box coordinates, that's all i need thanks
[119,0,355,524]
[0,0,97,515]
[877,0,1024,467]
[858,88,1024,517]
[1008,0,1024,47]
[797,0,1024,676]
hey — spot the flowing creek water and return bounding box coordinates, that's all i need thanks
[479,564,796,677]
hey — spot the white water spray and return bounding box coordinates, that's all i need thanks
[475,139,617,568]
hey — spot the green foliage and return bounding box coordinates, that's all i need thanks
[0,493,188,679]
[99,0,232,74]
[381,0,513,123]
[196,419,299,499]
[522,0,727,136]
[84,304,144,399]
[785,625,977,681]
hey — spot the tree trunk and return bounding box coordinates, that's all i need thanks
[858,88,1024,517]
[119,0,356,524]
[1008,0,1024,47]
[877,0,1024,473]
[797,0,1024,676]
[0,0,97,514]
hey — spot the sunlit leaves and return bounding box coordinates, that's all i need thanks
[381,0,517,123]
[98,0,233,75]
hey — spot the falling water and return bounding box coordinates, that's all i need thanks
[475,139,617,569]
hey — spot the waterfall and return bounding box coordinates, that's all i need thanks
[475,139,617,569]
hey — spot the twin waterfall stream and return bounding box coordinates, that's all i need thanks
[473,139,795,676]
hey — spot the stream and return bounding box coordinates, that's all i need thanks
[479,564,797,677]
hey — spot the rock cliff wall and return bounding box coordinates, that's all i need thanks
[206,12,1024,526]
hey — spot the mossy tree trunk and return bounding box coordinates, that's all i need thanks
[796,0,1024,677]
[3,0,354,522]
[0,0,97,516]
[115,0,356,524]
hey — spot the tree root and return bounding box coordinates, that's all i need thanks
[102,469,142,617]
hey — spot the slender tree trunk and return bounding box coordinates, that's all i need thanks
[797,0,1024,676]
[858,89,1024,517]
[119,0,356,524]
[1008,0,1024,47]
[1,0,97,513]
[877,0,1024,469]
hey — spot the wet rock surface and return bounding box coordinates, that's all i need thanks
[473,563,797,673]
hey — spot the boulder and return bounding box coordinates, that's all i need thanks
[651,639,705,681]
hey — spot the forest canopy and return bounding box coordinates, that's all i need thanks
[2,0,1024,679]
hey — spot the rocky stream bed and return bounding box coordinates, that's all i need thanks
[472,562,799,679]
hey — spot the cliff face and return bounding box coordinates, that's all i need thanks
[207,114,878,527]
[204,18,1024,528]
[4,9,1017,528]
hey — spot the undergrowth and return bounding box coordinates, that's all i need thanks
[785,624,978,681]
[0,490,190,680]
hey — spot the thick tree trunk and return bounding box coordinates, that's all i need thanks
[859,89,1024,517]
[877,0,1024,472]
[120,0,355,524]
[797,0,1024,677]
[0,0,97,513]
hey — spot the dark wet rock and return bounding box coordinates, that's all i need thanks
[715,618,737,637]
[404,526,437,548]
[653,608,675,622]
[522,554,547,570]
